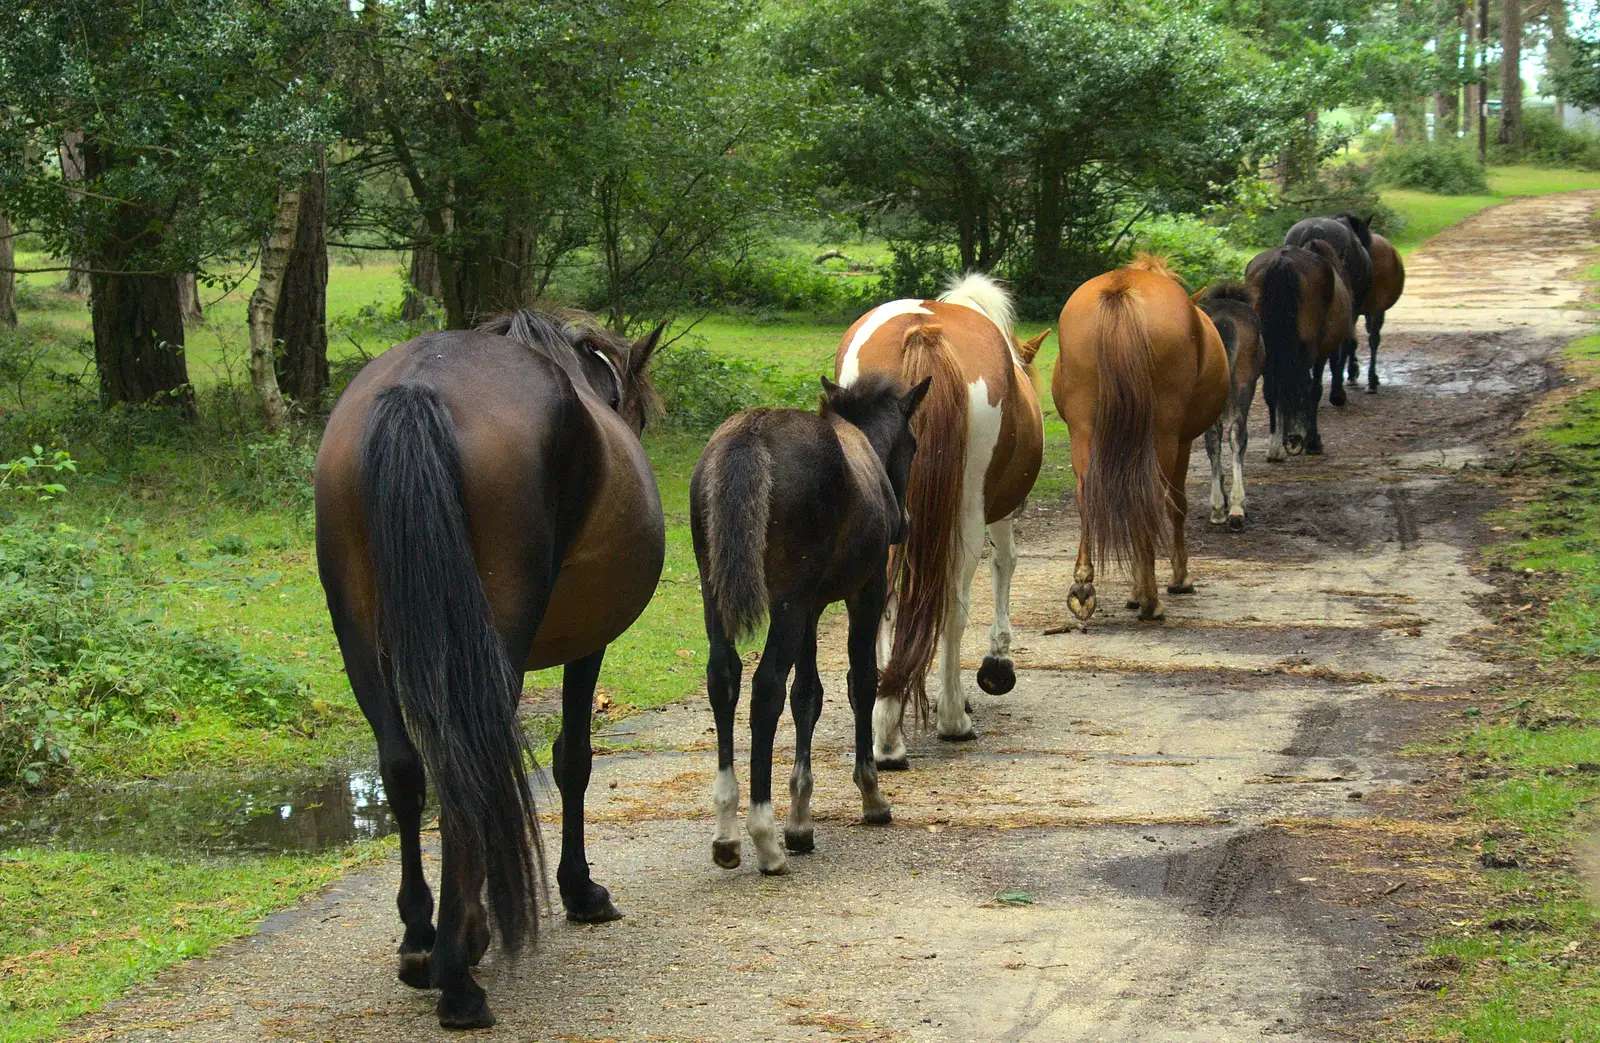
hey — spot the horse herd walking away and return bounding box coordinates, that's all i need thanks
[311,212,1406,1028]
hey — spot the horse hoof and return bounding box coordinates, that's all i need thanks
[1226,513,1245,532]
[1367,382,1378,393]
[1068,583,1096,622]
[863,806,893,826]
[1209,510,1226,525]
[875,756,910,772]
[977,656,1016,695]
[1167,583,1195,595]
[397,951,431,990]
[1306,440,1324,456]
[712,839,742,869]
[784,828,814,854]
[759,859,790,876]
[1125,599,1141,610]
[1267,450,1287,464]
[1329,389,1347,407]
[563,881,624,924]
[938,727,977,743]
[437,988,495,1030]
[1138,603,1165,621]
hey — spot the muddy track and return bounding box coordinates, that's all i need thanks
[69,192,1600,1043]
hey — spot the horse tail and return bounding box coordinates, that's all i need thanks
[879,322,968,720]
[361,383,538,952]
[1081,284,1168,571]
[1259,253,1308,425]
[1208,309,1239,361]
[698,421,773,642]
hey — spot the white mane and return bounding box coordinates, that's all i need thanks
[938,272,1015,345]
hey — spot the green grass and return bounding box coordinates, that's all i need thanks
[1381,166,1600,254]
[0,842,389,1043]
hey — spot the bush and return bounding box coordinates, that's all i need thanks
[0,515,315,786]
[1226,164,1402,248]
[1373,143,1489,195]
[648,339,812,432]
[1128,216,1252,291]
[1490,111,1600,171]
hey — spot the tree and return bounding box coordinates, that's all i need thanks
[274,167,329,404]
[249,190,299,432]
[1501,0,1526,146]
[0,215,15,329]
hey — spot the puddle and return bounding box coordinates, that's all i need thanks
[0,768,396,856]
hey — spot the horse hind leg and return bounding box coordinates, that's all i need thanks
[785,613,824,854]
[1367,312,1384,391]
[1227,386,1252,531]
[1068,470,1098,623]
[848,576,893,825]
[555,648,623,923]
[871,594,909,770]
[748,602,807,875]
[1328,339,1349,407]
[1166,440,1194,597]
[1205,420,1226,525]
[936,521,983,742]
[977,514,1019,695]
[704,598,744,869]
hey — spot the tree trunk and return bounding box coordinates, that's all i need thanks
[1435,15,1462,138]
[81,138,193,414]
[0,214,16,329]
[1551,0,1570,126]
[1464,2,1480,141]
[274,171,329,404]
[1500,0,1524,148]
[59,132,87,295]
[401,238,440,323]
[1029,133,1067,299]
[177,273,203,327]
[248,189,298,433]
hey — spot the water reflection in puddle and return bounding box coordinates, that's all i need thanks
[0,769,397,856]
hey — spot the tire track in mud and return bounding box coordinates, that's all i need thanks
[69,191,1600,1043]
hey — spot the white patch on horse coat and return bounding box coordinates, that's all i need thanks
[872,692,906,764]
[713,766,739,845]
[747,801,785,874]
[987,514,1018,660]
[840,299,931,387]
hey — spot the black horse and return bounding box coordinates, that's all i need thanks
[1246,243,1352,460]
[1285,214,1372,404]
[315,310,663,1028]
[691,373,928,876]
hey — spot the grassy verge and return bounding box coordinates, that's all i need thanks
[1381,166,1600,254]
[1399,267,1600,1039]
[0,841,390,1043]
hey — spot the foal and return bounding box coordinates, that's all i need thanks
[1196,283,1265,530]
[692,373,928,875]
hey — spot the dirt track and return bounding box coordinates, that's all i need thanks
[69,192,1600,1043]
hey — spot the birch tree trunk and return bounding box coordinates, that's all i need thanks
[248,189,298,433]
[0,214,16,329]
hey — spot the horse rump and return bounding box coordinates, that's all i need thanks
[361,383,540,953]
[1081,284,1169,571]
[1255,251,1310,432]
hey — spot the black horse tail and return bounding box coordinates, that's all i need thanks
[361,383,539,952]
[701,427,773,641]
[1259,254,1307,426]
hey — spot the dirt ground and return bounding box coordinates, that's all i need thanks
[66,192,1600,1043]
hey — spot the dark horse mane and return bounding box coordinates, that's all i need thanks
[1198,281,1257,309]
[477,310,662,421]
[819,371,908,425]
[1334,212,1373,250]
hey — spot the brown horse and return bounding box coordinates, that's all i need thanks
[1245,243,1351,460]
[836,273,1046,759]
[692,373,928,874]
[1346,226,1405,392]
[1053,257,1228,624]
[315,311,663,1028]
[1194,282,1265,530]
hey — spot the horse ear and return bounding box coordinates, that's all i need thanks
[902,376,933,418]
[1016,329,1050,364]
[630,322,666,374]
[820,375,841,397]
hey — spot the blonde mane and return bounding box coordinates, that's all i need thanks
[938,272,1015,345]
[1127,253,1187,289]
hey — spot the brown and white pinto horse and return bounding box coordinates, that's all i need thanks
[1053,258,1228,624]
[836,274,1046,759]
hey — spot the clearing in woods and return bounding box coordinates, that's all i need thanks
[67,192,1600,1042]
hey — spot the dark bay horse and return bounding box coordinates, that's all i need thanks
[1341,222,1406,392]
[1246,243,1351,461]
[692,373,928,875]
[1285,214,1371,407]
[315,311,664,1028]
[837,273,1046,759]
[1052,257,1228,623]
[1195,282,1264,531]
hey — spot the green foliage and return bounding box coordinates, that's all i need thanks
[1551,35,1600,114]
[1489,111,1600,172]
[1226,163,1400,248]
[648,339,814,432]
[1374,143,1491,195]
[1129,216,1252,292]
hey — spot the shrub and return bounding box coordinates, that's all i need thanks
[649,339,812,432]
[1225,165,1402,248]
[1373,143,1489,195]
[1490,111,1600,171]
[1129,216,1252,291]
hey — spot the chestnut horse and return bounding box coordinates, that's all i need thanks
[837,273,1047,760]
[1053,257,1227,623]
[315,311,663,1028]
[1195,282,1265,531]
[693,373,928,874]
[1246,243,1351,461]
